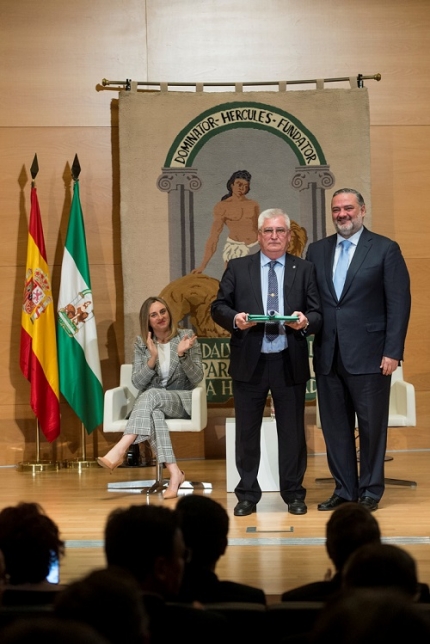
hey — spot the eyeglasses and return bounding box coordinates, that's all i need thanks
[260,228,289,237]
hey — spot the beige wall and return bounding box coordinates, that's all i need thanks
[1,0,429,465]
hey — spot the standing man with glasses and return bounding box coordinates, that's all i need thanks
[306,188,411,512]
[211,208,322,516]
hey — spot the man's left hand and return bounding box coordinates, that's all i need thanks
[285,311,309,332]
[380,356,399,376]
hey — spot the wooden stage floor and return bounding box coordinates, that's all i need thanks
[1,450,430,603]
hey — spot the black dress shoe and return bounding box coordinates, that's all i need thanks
[234,500,257,516]
[318,494,350,511]
[359,496,378,511]
[288,500,307,515]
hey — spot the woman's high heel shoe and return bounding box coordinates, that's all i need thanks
[163,470,185,499]
[97,455,124,473]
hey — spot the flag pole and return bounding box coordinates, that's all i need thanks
[17,421,61,472]
[17,154,61,473]
[67,423,99,471]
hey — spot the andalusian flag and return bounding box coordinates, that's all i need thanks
[57,180,103,433]
[20,185,60,442]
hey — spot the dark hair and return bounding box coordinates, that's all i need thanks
[332,188,365,207]
[54,567,149,644]
[0,617,110,644]
[104,504,180,583]
[0,502,65,584]
[311,588,430,644]
[176,495,229,565]
[342,543,419,598]
[325,502,381,572]
[221,170,251,200]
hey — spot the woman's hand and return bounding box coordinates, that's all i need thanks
[178,333,197,357]
[146,332,158,364]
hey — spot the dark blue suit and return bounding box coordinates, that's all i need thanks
[306,226,411,501]
[211,251,321,505]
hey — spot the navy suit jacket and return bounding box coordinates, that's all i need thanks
[211,251,322,383]
[306,226,411,375]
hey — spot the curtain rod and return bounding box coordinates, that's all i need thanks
[101,73,381,91]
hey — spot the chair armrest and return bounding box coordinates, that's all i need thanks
[388,380,416,426]
[191,382,208,429]
[103,386,137,432]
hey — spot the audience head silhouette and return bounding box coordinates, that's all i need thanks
[325,501,381,572]
[0,502,64,585]
[0,616,110,644]
[342,542,420,599]
[104,504,186,599]
[310,587,430,644]
[54,566,149,644]
[0,548,6,595]
[175,494,266,605]
[176,494,229,568]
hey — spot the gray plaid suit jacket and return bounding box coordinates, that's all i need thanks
[130,330,204,417]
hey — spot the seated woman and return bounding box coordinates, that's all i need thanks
[98,296,204,499]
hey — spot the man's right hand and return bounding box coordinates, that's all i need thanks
[234,312,257,330]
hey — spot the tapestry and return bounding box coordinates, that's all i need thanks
[118,83,370,403]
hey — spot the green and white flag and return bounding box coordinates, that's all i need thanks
[57,180,103,433]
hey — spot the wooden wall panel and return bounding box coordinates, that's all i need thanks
[0,1,146,127]
[401,260,430,391]
[371,126,430,256]
[0,126,120,266]
[370,125,430,392]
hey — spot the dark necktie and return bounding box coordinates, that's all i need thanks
[333,239,352,299]
[266,260,279,342]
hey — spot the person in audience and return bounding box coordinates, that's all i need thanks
[104,504,185,600]
[103,503,228,644]
[53,566,150,644]
[281,502,381,602]
[97,295,204,499]
[309,588,430,644]
[341,542,430,602]
[0,616,110,644]
[175,494,266,604]
[0,549,6,601]
[0,502,66,605]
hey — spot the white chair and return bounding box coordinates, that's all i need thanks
[315,364,417,487]
[103,364,210,494]
[386,364,416,427]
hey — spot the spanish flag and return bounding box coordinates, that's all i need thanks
[20,185,60,442]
